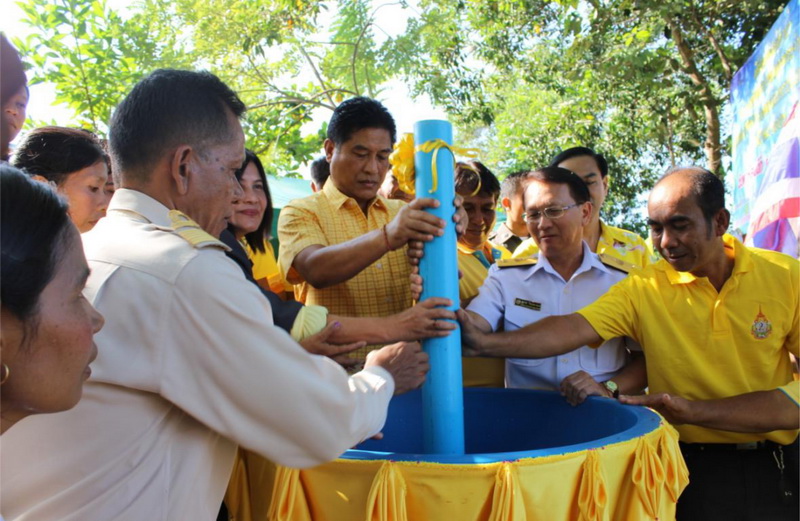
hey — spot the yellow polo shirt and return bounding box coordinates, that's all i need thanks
[578,235,800,444]
[513,221,650,269]
[277,181,412,359]
[457,241,510,387]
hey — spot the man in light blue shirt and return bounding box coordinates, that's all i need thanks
[465,166,645,404]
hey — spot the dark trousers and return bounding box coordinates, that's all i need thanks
[677,440,799,521]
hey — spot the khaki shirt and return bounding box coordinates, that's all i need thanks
[0,189,394,521]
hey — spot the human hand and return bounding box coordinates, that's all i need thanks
[560,371,612,406]
[409,266,423,301]
[407,240,424,267]
[456,308,486,357]
[386,197,445,250]
[391,297,456,340]
[453,194,467,236]
[299,321,365,369]
[365,341,429,395]
[618,393,693,425]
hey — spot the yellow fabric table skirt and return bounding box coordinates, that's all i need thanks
[227,420,687,521]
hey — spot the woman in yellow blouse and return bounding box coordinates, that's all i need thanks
[455,161,510,387]
[228,150,293,299]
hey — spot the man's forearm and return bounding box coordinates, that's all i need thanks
[614,351,647,396]
[473,314,600,359]
[330,315,393,345]
[688,389,799,433]
[294,229,390,288]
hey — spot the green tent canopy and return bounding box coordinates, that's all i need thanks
[265,175,313,253]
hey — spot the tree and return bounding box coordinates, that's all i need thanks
[396,0,785,232]
[13,0,424,177]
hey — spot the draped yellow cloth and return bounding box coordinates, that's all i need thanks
[228,420,687,521]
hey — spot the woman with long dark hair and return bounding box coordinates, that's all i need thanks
[0,165,104,435]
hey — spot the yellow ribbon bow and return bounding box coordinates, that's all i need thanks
[388,133,481,195]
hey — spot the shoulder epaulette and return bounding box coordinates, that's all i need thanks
[168,210,229,251]
[497,256,538,268]
[598,253,637,274]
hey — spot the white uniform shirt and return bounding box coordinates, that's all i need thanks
[467,242,639,390]
[0,189,394,521]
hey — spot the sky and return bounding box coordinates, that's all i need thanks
[1,0,449,167]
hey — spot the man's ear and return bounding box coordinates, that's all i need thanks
[713,208,730,238]
[170,145,193,196]
[501,196,511,212]
[580,201,593,226]
[323,139,335,162]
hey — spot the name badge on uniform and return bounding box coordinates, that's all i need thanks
[514,298,541,311]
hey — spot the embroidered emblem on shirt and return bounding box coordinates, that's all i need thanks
[750,306,772,339]
[515,298,541,311]
[497,256,538,268]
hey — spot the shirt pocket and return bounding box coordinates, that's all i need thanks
[504,306,547,367]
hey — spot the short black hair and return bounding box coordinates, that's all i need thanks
[231,149,273,253]
[659,166,725,224]
[1,164,72,343]
[455,161,501,200]
[524,166,591,207]
[310,156,330,188]
[499,170,528,201]
[109,69,246,184]
[550,146,608,178]
[327,96,396,146]
[11,126,108,185]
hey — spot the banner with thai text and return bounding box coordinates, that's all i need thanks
[729,0,799,257]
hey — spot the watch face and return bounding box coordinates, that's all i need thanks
[604,380,619,397]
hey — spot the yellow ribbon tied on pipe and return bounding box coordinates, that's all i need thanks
[389,133,481,195]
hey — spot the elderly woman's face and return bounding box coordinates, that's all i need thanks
[0,226,103,430]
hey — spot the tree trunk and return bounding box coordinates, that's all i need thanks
[668,19,723,175]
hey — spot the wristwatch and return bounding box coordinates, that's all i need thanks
[603,380,620,398]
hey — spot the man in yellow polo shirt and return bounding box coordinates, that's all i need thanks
[513,146,650,268]
[279,97,457,362]
[459,167,799,520]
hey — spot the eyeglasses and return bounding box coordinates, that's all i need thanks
[523,203,581,223]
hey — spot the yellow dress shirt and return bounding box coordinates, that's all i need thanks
[513,221,650,268]
[277,181,412,359]
[578,235,800,444]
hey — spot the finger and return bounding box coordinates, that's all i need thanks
[332,354,360,369]
[418,297,453,308]
[313,321,339,342]
[328,340,367,357]
[409,197,441,210]
[405,210,447,231]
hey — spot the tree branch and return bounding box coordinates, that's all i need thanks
[298,45,336,107]
[689,6,733,82]
[667,17,722,174]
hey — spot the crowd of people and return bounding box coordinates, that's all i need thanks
[1,33,798,521]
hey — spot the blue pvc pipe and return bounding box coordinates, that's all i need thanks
[414,119,465,454]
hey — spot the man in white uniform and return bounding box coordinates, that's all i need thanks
[466,166,645,403]
[0,69,429,521]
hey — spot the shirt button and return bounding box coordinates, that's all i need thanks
[376,263,382,269]
[386,297,393,303]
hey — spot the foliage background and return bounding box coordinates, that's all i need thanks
[7,0,787,233]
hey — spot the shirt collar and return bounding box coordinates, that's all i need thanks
[523,241,606,280]
[657,233,749,285]
[107,188,172,228]
[322,179,388,212]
